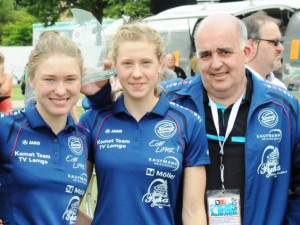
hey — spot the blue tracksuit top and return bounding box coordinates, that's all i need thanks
[0,102,90,225]
[161,70,300,225]
[80,93,210,225]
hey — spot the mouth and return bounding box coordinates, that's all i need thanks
[50,98,69,105]
[130,83,144,88]
[212,72,228,77]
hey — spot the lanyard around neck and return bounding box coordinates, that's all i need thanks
[208,92,244,192]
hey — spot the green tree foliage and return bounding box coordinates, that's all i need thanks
[0,0,14,42]
[0,0,14,23]
[0,0,151,46]
[18,0,72,26]
[104,0,151,20]
[1,11,36,46]
[17,0,150,25]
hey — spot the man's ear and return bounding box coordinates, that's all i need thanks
[244,45,251,56]
[244,39,256,63]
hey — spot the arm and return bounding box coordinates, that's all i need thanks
[81,82,112,110]
[75,161,94,225]
[75,162,94,225]
[75,210,92,225]
[182,166,207,225]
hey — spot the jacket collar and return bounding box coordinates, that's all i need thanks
[24,101,76,132]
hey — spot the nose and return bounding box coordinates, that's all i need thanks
[132,64,143,78]
[277,42,284,51]
[54,81,67,95]
[211,54,223,70]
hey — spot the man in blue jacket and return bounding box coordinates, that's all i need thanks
[83,13,300,225]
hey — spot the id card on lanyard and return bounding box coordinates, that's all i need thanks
[207,189,241,225]
[206,93,244,225]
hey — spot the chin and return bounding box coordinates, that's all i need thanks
[52,108,71,116]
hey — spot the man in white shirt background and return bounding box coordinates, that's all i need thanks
[243,11,286,88]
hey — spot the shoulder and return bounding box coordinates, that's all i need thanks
[0,110,27,140]
[252,75,299,110]
[0,109,26,121]
[168,101,204,123]
[79,106,112,128]
[164,69,177,80]
[175,66,185,72]
[161,76,201,93]
[271,77,287,89]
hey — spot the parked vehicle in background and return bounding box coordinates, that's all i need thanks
[282,11,300,98]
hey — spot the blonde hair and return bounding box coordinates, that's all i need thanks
[111,23,164,63]
[26,34,84,79]
[111,23,164,98]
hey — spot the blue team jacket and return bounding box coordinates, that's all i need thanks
[162,70,300,225]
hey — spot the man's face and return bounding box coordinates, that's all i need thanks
[165,54,175,69]
[252,21,284,75]
[195,20,249,100]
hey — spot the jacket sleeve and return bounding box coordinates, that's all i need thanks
[84,82,112,110]
[285,101,300,224]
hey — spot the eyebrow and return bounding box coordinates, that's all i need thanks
[198,47,233,55]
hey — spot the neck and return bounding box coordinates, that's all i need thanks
[36,105,68,134]
[124,95,159,121]
[49,117,68,134]
[247,63,268,80]
[208,81,246,107]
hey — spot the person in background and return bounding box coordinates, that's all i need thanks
[84,13,300,225]
[80,23,209,225]
[243,11,286,88]
[165,52,187,79]
[0,34,91,225]
[0,51,13,113]
[158,63,177,82]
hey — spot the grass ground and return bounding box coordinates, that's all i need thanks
[11,84,94,215]
[11,85,24,101]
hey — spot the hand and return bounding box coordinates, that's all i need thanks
[81,60,112,96]
[81,79,110,96]
[0,219,3,225]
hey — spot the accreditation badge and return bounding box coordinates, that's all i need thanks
[206,189,241,225]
